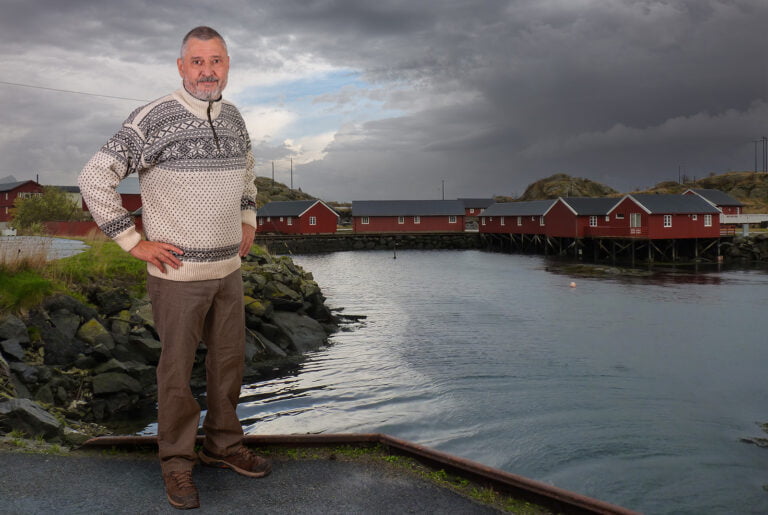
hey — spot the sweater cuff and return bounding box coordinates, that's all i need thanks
[241,210,257,229]
[114,228,142,252]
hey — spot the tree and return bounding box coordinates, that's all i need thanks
[9,186,84,231]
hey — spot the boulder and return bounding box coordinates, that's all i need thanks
[0,398,63,440]
[129,337,162,363]
[0,315,29,343]
[271,312,328,353]
[41,294,98,322]
[94,358,155,388]
[92,372,142,395]
[76,318,115,350]
[94,288,132,316]
[244,297,273,318]
[0,338,26,361]
[48,309,82,339]
[39,323,88,367]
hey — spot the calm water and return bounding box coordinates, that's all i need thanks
[177,250,768,513]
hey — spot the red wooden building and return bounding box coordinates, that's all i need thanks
[684,188,744,215]
[352,200,465,233]
[80,177,142,213]
[542,197,619,238]
[479,200,555,234]
[593,194,722,239]
[0,180,43,223]
[458,198,495,217]
[257,200,338,234]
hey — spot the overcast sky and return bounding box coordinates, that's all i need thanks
[1,0,765,201]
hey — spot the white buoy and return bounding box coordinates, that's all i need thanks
[569,281,577,288]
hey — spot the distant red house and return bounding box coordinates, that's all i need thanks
[597,194,721,239]
[458,198,495,217]
[0,180,43,223]
[352,200,465,233]
[257,200,338,234]
[683,188,744,215]
[479,200,555,234]
[543,197,619,238]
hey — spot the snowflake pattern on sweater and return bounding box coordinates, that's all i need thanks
[79,88,258,281]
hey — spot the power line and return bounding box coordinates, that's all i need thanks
[0,80,149,102]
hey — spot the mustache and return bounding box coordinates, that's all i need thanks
[197,76,219,83]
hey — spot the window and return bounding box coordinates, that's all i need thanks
[691,214,697,221]
[469,208,475,214]
[448,215,457,224]
[481,217,486,226]
[18,192,41,199]
[589,216,598,227]
[605,215,610,222]
[398,216,405,224]
[279,217,284,222]
[615,213,624,220]
[539,216,545,226]
[500,216,505,226]
[258,217,264,224]
[266,217,271,222]
[663,215,672,228]
[287,217,292,226]
[517,216,522,226]
[4,193,7,200]
[361,216,369,225]
[704,214,712,227]
[630,213,641,228]
[309,216,317,226]
[414,216,420,224]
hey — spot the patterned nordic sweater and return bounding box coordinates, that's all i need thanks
[78,88,258,282]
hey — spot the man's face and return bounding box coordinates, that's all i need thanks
[177,37,230,101]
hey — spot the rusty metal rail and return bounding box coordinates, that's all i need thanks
[83,433,639,515]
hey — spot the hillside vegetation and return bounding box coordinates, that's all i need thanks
[517,173,619,200]
[255,176,315,207]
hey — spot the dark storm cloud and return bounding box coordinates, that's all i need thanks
[1,0,765,200]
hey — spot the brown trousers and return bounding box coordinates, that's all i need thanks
[147,270,245,475]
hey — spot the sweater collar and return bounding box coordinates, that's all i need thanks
[175,87,223,119]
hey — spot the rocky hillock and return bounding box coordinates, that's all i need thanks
[517,173,619,200]
[0,252,343,445]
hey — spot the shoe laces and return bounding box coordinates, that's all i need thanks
[169,471,195,489]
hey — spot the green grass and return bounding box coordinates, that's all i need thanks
[0,269,54,313]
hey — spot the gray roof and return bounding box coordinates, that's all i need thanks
[687,188,744,207]
[628,194,721,214]
[116,177,140,195]
[555,197,620,216]
[481,200,555,217]
[352,200,465,216]
[54,185,81,193]
[0,180,36,192]
[458,198,495,209]
[258,200,336,218]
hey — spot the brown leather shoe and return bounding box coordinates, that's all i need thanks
[163,470,200,510]
[198,446,272,478]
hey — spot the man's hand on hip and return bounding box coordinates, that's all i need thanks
[240,223,256,257]
[129,241,184,273]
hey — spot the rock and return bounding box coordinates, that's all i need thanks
[34,384,54,405]
[42,294,98,321]
[76,318,115,350]
[0,398,63,440]
[38,323,88,367]
[48,309,82,339]
[94,359,155,388]
[0,315,29,343]
[271,312,328,353]
[10,362,39,384]
[129,337,162,363]
[264,281,303,311]
[92,372,142,395]
[249,330,287,358]
[0,338,26,361]
[0,353,13,396]
[244,297,273,318]
[94,288,132,316]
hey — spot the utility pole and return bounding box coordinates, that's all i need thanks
[441,180,445,200]
[763,136,767,172]
[271,161,275,188]
[754,140,759,173]
[290,158,293,190]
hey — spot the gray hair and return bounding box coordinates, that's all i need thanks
[180,26,228,58]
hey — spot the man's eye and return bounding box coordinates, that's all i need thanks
[192,60,201,65]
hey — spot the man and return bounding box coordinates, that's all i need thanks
[79,26,270,510]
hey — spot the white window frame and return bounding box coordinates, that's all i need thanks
[469,208,475,214]
[539,216,545,226]
[481,217,486,226]
[309,216,317,226]
[413,216,420,224]
[691,214,698,221]
[448,215,457,224]
[630,213,641,228]
[615,213,625,220]
[398,216,405,224]
[663,215,672,228]
[500,216,505,226]
[704,214,712,227]
[287,217,292,226]
[517,216,522,226]
[589,216,598,227]
[361,216,369,225]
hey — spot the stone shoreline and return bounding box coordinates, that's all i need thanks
[0,251,350,446]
